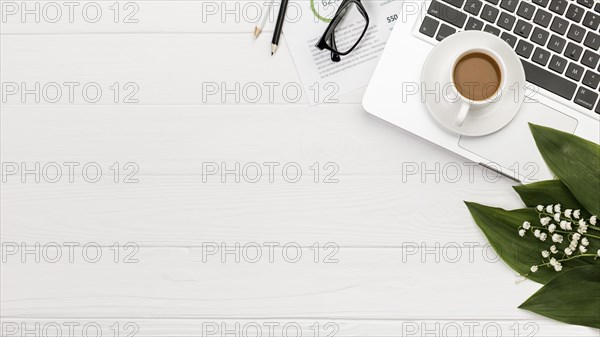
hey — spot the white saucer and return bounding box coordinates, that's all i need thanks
[421,31,526,137]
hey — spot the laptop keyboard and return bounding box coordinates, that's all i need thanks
[419,0,600,114]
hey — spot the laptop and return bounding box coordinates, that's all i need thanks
[363,0,600,182]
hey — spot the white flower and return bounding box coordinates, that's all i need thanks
[554,213,561,222]
[546,205,554,213]
[559,220,567,230]
[574,210,581,219]
[540,233,548,241]
[554,204,561,213]
[519,229,526,237]
[580,245,588,253]
[542,250,550,258]
[550,245,558,254]
[578,222,588,234]
[548,224,556,233]
[554,263,563,272]
[551,234,563,243]
[573,233,581,241]
[570,241,578,250]
[550,257,557,266]
[565,247,573,256]
[541,217,551,226]
[530,265,538,273]
[536,205,544,212]
[579,219,586,226]
[597,249,600,257]
[566,222,573,231]
[534,229,541,238]
[582,238,589,246]
[522,221,531,229]
[565,209,572,218]
[590,216,597,225]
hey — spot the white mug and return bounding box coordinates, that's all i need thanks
[449,48,507,127]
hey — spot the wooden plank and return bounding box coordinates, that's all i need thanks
[0,0,394,34]
[1,106,525,246]
[1,318,596,336]
[0,247,557,319]
[0,34,364,105]
[0,0,337,34]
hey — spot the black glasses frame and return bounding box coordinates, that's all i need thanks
[315,0,369,62]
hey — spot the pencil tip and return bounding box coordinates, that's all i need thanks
[271,44,278,55]
[253,27,261,39]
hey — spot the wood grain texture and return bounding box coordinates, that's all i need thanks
[2,319,597,337]
[0,247,555,318]
[0,34,364,105]
[1,106,524,246]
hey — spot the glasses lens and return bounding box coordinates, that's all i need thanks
[327,2,367,54]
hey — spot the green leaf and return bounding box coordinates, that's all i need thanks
[529,124,600,215]
[465,202,592,284]
[519,265,600,329]
[513,180,587,212]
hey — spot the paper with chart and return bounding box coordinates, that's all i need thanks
[284,0,404,105]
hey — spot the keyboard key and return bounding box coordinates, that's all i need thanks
[533,47,551,65]
[583,70,600,88]
[550,16,569,34]
[596,101,600,114]
[420,16,440,37]
[582,50,600,69]
[517,2,536,19]
[521,60,577,99]
[466,17,485,30]
[548,34,567,52]
[549,54,568,73]
[595,3,600,13]
[574,87,598,110]
[549,0,568,14]
[443,0,465,8]
[498,12,517,30]
[584,31,600,50]
[436,23,457,40]
[532,0,549,7]
[465,0,483,15]
[533,9,553,27]
[429,0,468,28]
[481,5,500,22]
[484,24,501,35]
[500,0,519,12]
[565,4,585,22]
[486,0,499,4]
[566,63,585,81]
[501,32,518,46]
[567,24,586,42]
[564,42,583,61]
[577,0,593,9]
[516,40,535,58]
[582,12,600,30]
[514,19,533,37]
[531,27,550,45]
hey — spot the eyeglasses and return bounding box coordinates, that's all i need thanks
[315,0,369,62]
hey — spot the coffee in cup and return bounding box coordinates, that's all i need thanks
[449,48,506,127]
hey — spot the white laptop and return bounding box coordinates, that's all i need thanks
[363,0,600,182]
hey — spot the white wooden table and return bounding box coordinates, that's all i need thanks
[1,2,598,336]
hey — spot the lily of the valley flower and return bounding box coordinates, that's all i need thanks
[542,250,550,258]
[520,205,598,274]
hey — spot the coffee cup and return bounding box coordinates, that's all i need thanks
[448,48,506,127]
